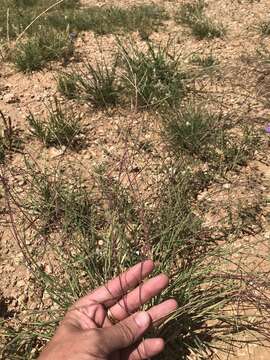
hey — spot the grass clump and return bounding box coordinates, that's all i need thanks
[118,41,187,108]
[175,1,225,39]
[58,60,119,108]
[75,61,120,108]
[26,99,84,149]
[0,110,21,163]
[1,160,270,359]
[57,73,78,99]
[162,106,258,171]
[13,30,74,72]
[190,52,218,67]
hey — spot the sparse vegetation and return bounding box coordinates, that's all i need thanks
[13,30,74,72]
[190,52,218,67]
[0,110,21,163]
[26,98,84,149]
[175,1,225,39]
[118,41,187,108]
[0,1,269,359]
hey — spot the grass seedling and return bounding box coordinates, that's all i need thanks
[118,40,187,109]
[26,98,84,149]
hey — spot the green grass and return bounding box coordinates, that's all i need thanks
[175,1,225,39]
[47,4,169,36]
[13,30,74,72]
[175,0,205,25]
[162,106,258,172]
[0,110,21,163]
[0,2,168,40]
[118,40,187,108]
[1,157,269,359]
[57,73,78,99]
[75,61,120,108]
[190,52,218,67]
[26,98,84,149]
[58,60,119,108]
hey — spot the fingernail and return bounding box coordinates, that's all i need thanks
[135,311,150,328]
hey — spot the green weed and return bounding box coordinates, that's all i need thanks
[26,98,84,149]
[13,30,74,72]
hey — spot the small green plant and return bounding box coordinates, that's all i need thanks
[118,40,187,108]
[24,166,96,236]
[0,110,21,163]
[57,73,78,99]
[175,1,225,39]
[13,30,74,72]
[191,16,225,39]
[175,0,205,25]
[75,61,120,108]
[163,106,223,160]
[190,52,218,67]
[26,98,84,149]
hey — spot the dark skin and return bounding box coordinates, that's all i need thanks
[38,260,178,360]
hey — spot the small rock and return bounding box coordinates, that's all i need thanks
[223,183,231,189]
[3,93,20,104]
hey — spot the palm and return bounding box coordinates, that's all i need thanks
[62,260,177,360]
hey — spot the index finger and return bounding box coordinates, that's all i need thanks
[75,260,155,308]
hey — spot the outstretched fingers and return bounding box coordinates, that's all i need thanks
[75,260,154,308]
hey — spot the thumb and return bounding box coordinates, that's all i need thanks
[102,311,151,353]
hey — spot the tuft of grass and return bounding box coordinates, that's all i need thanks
[175,0,205,25]
[118,40,187,109]
[191,16,225,39]
[26,98,84,149]
[0,110,22,163]
[162,105,259,172]
[175,1,225,39]
[75,61,120,108]
[12,30,74,72]
[190,52,218,67]
[57,73,78,99]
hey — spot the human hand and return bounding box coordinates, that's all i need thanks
[38,260,177,360]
